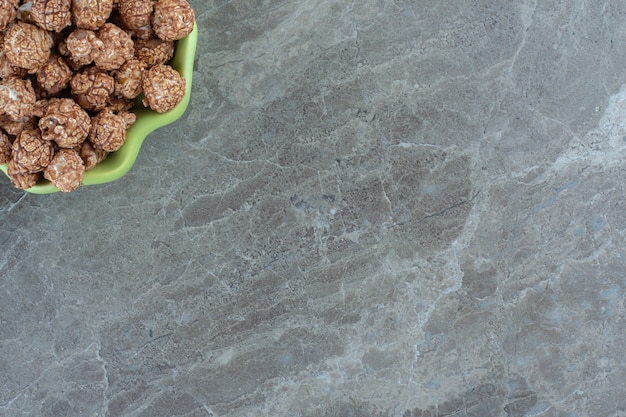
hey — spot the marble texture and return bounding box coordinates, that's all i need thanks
[2,1,626,416]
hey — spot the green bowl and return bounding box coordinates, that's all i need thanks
[0,23,198,194]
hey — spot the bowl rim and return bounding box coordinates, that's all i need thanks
[0,22,199,194]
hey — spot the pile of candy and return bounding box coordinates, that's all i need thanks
[0,0,195,192]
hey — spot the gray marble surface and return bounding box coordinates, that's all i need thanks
[2,1,626,416]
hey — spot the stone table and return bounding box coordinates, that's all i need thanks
[1,1,626,416]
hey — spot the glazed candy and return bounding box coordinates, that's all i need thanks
[142,64,185,113]
[0,0,195,191]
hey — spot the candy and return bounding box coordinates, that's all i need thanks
[0,0,195,191]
